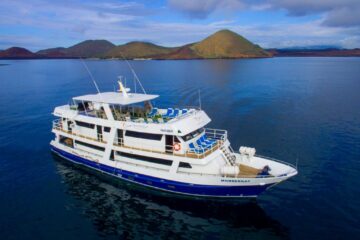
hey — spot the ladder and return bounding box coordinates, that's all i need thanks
[220,145,237,166]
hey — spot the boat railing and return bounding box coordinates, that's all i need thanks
[111,107,198,124]
[113,137,221,159]
[154,104,201,111]
[204,128,228,142]
[255,154,298,172]
[78,110,107,119]
[52,119,107,144]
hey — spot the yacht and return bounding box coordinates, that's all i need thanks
[50,79,297,198]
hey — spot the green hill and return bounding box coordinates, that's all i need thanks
[105,42,176,59]
[66,40,115,57]
[191,30,271,58]
[37,40,115,58]
[16,29,272,59]
[37,47,68,57]
[0,47,38,58]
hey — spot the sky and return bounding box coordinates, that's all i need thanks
[1,0,360,51]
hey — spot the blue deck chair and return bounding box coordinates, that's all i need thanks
[147,108,158,117]
[189,142,204,154]
[162,108,174,118]
[181,109,188,115]
[196,139,211,150]
[201,135,216,145]
[169,108,180,118]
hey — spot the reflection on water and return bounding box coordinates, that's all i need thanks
[54,157,289,239]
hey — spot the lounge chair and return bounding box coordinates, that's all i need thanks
[169,108,180,118]
[189,142,205,154]
[147,108,158,117]
[200,135,216,145]
[162,108,174,118]
[181,109,188,115]
[196,139,212,150]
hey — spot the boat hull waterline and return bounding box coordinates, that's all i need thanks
[51,146,275,198]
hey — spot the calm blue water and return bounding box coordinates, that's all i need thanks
[0,58,359,239]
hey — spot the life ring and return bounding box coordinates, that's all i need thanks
[173,143,181,151]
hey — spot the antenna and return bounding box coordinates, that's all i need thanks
[80,58,101,95]
[117,52,147,94]
[198,89,202,110]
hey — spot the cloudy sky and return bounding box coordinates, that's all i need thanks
[1,0,360,51]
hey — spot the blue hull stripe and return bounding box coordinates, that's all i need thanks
[51,146,271,197]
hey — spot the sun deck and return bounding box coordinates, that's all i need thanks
[238,164,262,177]
[73,92,159,105]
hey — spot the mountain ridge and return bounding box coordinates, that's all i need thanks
[1,30,360,59]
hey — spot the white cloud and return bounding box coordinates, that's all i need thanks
[0,0,360,50]
[168,0,360,28]
[168,0,246,19]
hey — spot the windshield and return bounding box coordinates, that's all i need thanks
[181,128,204,142]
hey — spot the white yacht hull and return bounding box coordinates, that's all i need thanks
[50,142,296,198]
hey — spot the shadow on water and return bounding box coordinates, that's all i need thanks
[53,155,289,239]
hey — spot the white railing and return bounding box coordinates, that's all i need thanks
[111,107,199,124]
[205,128,228,142]
[113,137,221,159]
[255,154,298,172]
[52,119,106,144]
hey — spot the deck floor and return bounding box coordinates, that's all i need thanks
[238,164,261,177]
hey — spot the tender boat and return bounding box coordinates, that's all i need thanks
[50,78,297,198]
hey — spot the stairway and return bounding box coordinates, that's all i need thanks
[220,145,237,166]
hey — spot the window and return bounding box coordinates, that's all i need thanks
[116,152,192,168]
[181,128,204,142]
[75,140,105,151]
[179,162,192,169]
[125,130,162,141]
[59,135,73,148]
[117,151,172,166]
[104,127,111,132]
[75,121,95,129]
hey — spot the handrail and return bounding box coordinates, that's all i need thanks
[53,119,223,159]
[254,154,298,171]
[204,128,227,141]
[113,137,222,159]
[53,119,294,178]
[52,120,107,144]
[112,108,199,124]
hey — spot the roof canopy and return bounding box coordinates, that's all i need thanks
[73,92,159,105]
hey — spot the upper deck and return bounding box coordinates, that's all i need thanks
[53,84,211,136]
[73,91,159,106]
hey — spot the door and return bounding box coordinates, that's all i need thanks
[117,129,123,145]
[97,125,103,142]
[67,121,72,133]
[165,135,173,153]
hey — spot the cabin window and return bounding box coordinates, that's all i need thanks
[181,128,204,142]
[179,162,192,168]
[125,130,162,141]
[117,152,172,166]
[104,127,111,132]
[59,135,74,148]
[75,140,105,151]
[75,121,95,129]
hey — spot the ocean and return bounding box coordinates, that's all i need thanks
[0,58,359,239]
